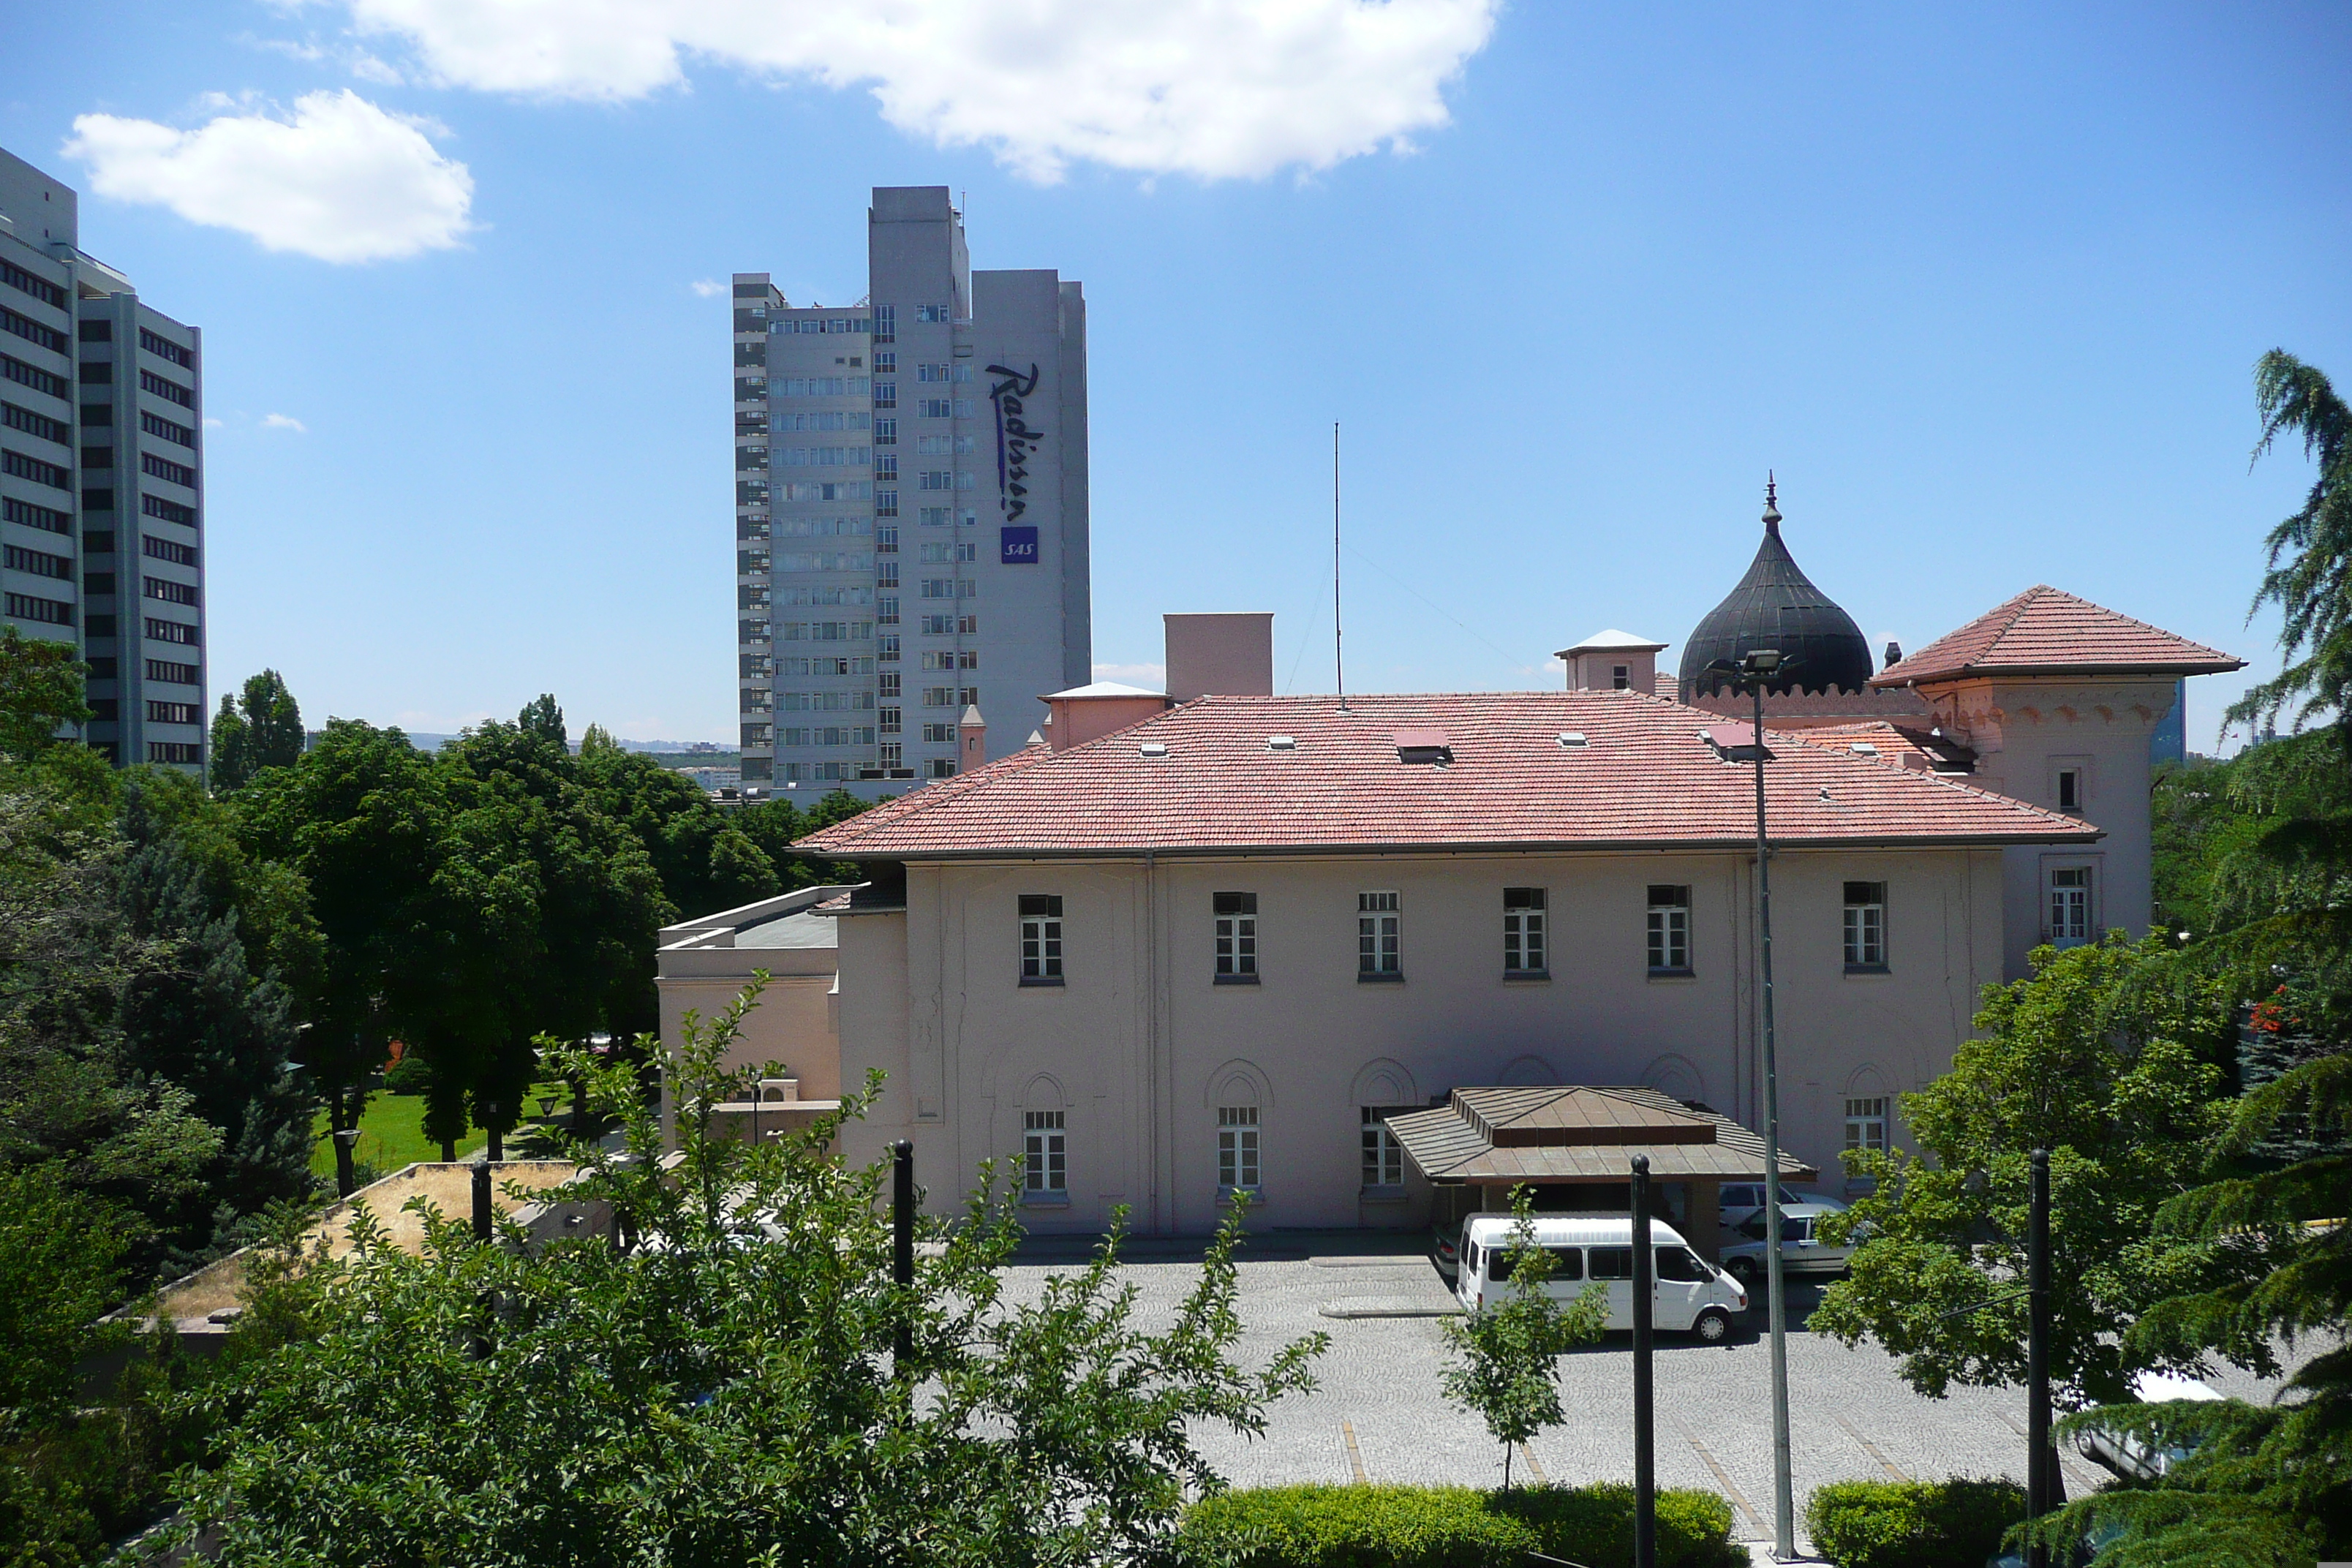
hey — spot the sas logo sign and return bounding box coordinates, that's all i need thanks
[1000,526,1039,565]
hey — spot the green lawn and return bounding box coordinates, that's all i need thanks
[308,1083,580,1178]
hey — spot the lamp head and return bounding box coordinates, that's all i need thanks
[1741,648,1784,677]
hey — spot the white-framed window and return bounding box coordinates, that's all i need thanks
[1612,664,1630,690]
[1843,881,1887,969]
[1024,1109,1066,1193]
[1360,1106,1406,1189]
[2048,867,2092,946]
[1019,894,1063,981]
[1646,885,1690,973]
[1358,891,1401,976]
[1218,1106,1260,1191]
[1844,1097,1889,1156]
[1215,892,1258,979]
[1503,887,1546,973]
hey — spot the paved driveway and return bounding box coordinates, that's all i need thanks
[1000,1231,2296,1545]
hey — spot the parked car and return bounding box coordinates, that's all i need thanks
[1716,1182,1847,1231]
[2073,1369,2222,1481]
[1431,1220,1461,1283]
[1455,1213,1748,1343]
[1719,1204,1859,1284]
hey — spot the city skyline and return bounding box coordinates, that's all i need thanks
[1,4,2345,748]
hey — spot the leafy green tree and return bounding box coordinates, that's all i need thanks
[439,704,671,1154]
[235,720,459,1193]
[240,670,304,772]
[576,723,779,919]
[164,982,1326,1565]
[1811,937,2238,1411]
[0,625,91,760]
[208,670,304,793]
[0,1165,134,1564]
[208,693,250,793]
[1439,1183,1609,1488]
[2023,355,2352,1567]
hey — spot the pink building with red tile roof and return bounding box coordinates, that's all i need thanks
[773,577,2238,1236]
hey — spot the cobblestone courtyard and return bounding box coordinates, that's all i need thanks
[1003,1232,2297,1548]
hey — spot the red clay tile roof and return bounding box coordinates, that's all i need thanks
[1783,721,1977,772]
[1872,586,2243,686]
[796,691,2097,859]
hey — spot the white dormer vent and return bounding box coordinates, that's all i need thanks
[1848,742,1879,756]
[1139,741,1169,758]
[1558,731,1588,748]
[1267,734,1296,751]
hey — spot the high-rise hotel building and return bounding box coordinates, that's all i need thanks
[734,186,1089,794]
[1,148,206,770]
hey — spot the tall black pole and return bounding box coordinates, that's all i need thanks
[1631,1153,1656,1568]
[2027,1147,2051,1568]
[892,1139,916,1366]
[471,1158,492,1243]
[1754,672,1796,1559]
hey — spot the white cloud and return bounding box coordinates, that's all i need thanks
[63,90,474,263]
[262,412,309,431]
[203,416,226,429]
[1093,661,1167,687]
[690,277,724,297]
[340,0,1499,181]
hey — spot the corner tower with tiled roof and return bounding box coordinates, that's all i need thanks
[1874,584,2244,977]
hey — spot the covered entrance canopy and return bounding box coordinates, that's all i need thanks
[1388,1085,1818,1260]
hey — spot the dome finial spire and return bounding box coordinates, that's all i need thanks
[1763,471,1781,532]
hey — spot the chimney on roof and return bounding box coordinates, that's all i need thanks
[1884,640,1902,670]
[1164,613,1274,701]
[1039,682,1171,750]
[959,706,985,773]
[1555,629,1670,694]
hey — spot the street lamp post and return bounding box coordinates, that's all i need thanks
[1709,643,1798,1561]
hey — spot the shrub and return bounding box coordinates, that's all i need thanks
[1805,1477,2027,1568]
[1178,1482,1742,1568]
[381,1054,431,1096]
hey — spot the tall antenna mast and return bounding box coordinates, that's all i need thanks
[1334,421,1346,710]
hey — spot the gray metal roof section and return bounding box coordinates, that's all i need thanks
[1390,1085,1817,1185]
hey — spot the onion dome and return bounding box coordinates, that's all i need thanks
[1679,480,1874,697]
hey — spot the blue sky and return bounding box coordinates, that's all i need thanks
[5,1,2347,747]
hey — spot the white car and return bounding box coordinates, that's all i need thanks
[1718,1204,1858,1285]
[2073,1370,2222,1481]
[1716,1183,1847,1232]
[1455,1213,1748,1343]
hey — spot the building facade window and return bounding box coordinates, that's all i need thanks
[2048,867,2092,946]
[1646,885,1691,973]
[1844,1097,1890,1156]
[1842,881,1887,970]
[1218,1106,1260,1191]
[1360,1107,1405,1190]
[1214,892,1258,981]
[1019,894,1063,983]
[1503,887,1546,973]
[2057,767,2083,814]
[1024,1109,1066,1194]
[1357,891,1401,979]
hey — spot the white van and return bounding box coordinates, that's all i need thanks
[1455,1213,1747,1343]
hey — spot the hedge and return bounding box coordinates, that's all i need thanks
[1804,1477,2027,1568]
[1177,1482,1743,1568]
